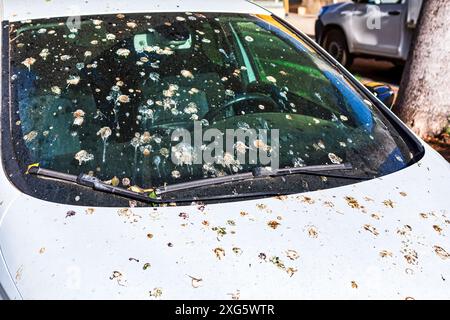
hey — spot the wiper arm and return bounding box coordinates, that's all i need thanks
[156,163,371,196]
[26,165,288,204]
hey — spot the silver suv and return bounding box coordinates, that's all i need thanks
[315,0,422,67]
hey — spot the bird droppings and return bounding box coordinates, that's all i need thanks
[212,226,227,238]
[383,199,395,208]
[267,220,281,229]
[403,249,419,265]
[149,287,163,298]
[351,281,358,289]
[228,290,241,300]
[214,247,225,260]
[39,247,46,254]
[363,224,379,236]
[269,256,285,270]
[299,196,315,204]
[379,250,393,258]
[109,271,127,286]
[433,225,443,235]
[143,263,151,270]
[307,226,319,238]
[399,192,407,197]
[286,267,298,277]
[85,208,95,215]
[397,225,413,236]
[232,247,243,256]
[188,275,203,288]
[117,208,141,223]
[65,210,76,218]
[433,246,450,260]
[15,265,23,282]
[146,233,154,239]
[286,250,299,261]
[345,196,360,209]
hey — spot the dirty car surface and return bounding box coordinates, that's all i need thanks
[0,0,449,300]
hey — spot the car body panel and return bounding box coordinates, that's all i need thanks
[0,143,449,299]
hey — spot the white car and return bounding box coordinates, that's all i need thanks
[0,0,449,300]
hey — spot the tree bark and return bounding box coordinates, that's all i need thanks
[392,0,450,138]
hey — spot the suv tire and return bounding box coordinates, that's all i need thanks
[322,29,353,68]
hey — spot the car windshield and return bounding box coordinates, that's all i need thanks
[6,12,414,204]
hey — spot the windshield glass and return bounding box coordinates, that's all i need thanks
[6,12,414,204]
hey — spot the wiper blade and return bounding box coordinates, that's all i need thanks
[156,163,371,196]
[26,165,288,204]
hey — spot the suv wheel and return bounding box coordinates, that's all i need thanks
[322,29,353,68]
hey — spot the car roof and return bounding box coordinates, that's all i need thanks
[2,0,270,22]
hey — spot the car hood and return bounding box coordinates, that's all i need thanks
[0,145,449,300]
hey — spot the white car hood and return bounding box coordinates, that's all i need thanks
[0,145,449,299]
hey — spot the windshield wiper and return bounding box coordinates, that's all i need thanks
[156,163,371,196]
[26,165,288,204]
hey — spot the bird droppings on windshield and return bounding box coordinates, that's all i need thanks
[149,287,163,298]
[306,226,319,238]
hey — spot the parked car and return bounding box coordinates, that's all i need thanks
[1,0,449,299]
[315,0,423,67]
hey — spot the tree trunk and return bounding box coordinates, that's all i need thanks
[392,0,450,138]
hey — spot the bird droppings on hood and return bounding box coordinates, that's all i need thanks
[232,247,243,256]
[256,203,272,214]
[286,267,298,277]
[363,224,379,236]
[212,226,227,238]
[433,225,443,235]
[379,250,393,258]
[344,196,361,209]
[399,192,407,197]
[128,257,139,263]
[371,213,381,220]
[433,246,450,260]
[15,265,24,282]
[402,249,419,265]
[275,195,288,201]
[351,281,358,289]
[383,199,395,208]
[299,196,315,204]
[146,233,154,239]
[397,225,413,236]
[306,226,319,238]
[286,250,300,261]
[267,220,281,230]
[65,210,76,218]
[214,247,225,260]
[179,212,189,219]
[228,290,241,300]
[38,247,46,254]
[149,287,163,298]
[269,256,285,270]
[258,253,267,261]
[85,208,95,215]
[188,275,203,288]
[117,208,141,223]
[109,271,127,286]
[143,263,151,270]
